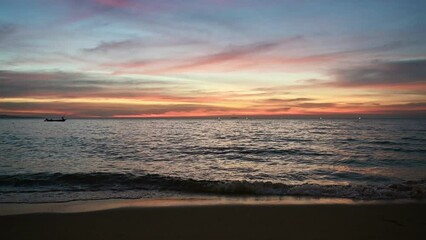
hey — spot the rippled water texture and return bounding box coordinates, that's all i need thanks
[0,119,425,202]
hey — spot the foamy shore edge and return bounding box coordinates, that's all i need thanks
[0,196,425,215]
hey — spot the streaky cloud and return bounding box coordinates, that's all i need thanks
[0,70,175,99]
[84,39,139,53]
[95,0,132,8]
[0,23,16,41]
[146,36,303,73]
[0,101,235,118]
[263,98,316,104]
[84,38,205,53]
[276,41,405,65]
[333,59,426,87]
[112,40,403,74]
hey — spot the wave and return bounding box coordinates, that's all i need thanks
[180,146,333,156]
[0,172,425,200]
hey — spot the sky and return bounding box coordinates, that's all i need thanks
[0,0,425,118]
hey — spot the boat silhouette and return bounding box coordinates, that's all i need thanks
[44,117,66,122]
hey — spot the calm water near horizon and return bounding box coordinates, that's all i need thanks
[0,118,425,202]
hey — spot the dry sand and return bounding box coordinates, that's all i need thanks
[0,202,425,240]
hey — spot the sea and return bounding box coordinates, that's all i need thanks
[0,118,425,203]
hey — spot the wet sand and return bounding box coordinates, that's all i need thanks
[1,201,425,240]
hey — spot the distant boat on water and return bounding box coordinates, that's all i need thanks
[44,117,66,122]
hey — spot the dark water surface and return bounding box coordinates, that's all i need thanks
[0,119,425,202]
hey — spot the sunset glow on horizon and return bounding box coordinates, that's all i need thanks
[1,0,425,118]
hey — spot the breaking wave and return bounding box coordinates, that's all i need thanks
[1,172,425,200]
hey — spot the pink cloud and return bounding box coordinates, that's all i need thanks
[95,0,131,8]
[108,40,402,75]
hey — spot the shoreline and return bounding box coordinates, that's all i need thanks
[1,198,425,240]
[0,196,424,215]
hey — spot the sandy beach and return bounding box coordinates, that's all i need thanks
[1,200,425,240]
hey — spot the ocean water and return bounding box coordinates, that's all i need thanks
[0,118,425,202]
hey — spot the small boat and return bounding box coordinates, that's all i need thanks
[44,117,66,122]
